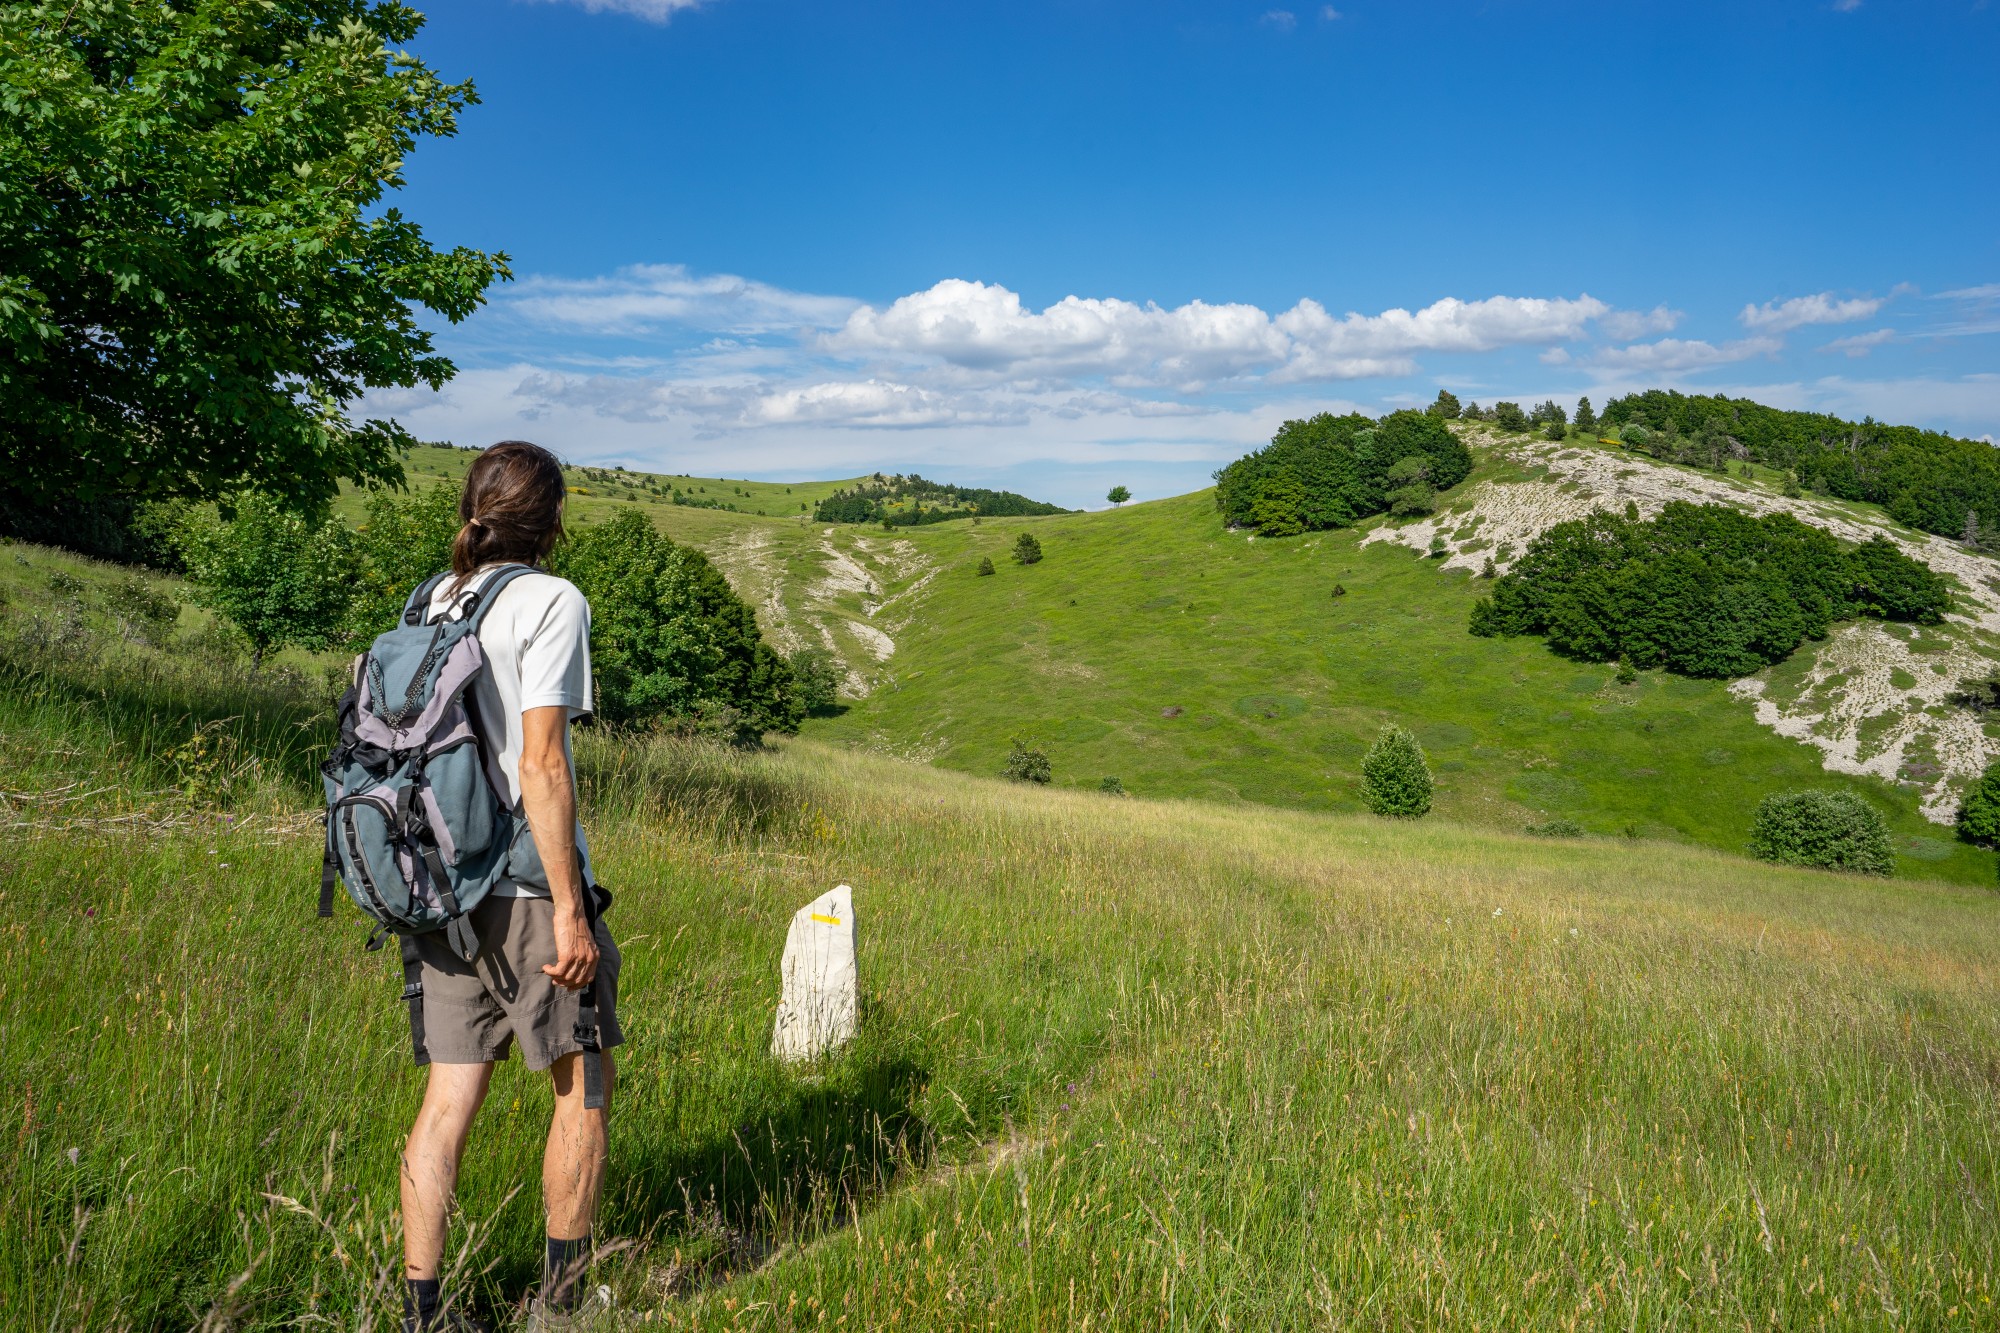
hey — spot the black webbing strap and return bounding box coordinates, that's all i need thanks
[575,854,607,1111]
[400,935,431,1067]
[401,571,454,627]
[318,816,339,918]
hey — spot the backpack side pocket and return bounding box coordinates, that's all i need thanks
[418,717,498,867]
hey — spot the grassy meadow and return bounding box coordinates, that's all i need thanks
[2,545,1998,1329]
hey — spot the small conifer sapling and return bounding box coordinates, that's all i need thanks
[1361,724,1433,817]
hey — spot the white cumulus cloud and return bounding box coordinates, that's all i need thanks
[1821,328,1895,358]
[1599,304,1682,339]
[1739,291,1885,332]
[1261,10,1298,31]
[830,280,1609,388]
[1592,336,1783,373]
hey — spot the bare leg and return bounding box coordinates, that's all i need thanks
[401,1062,495,1279]
[544,1050,615,1241]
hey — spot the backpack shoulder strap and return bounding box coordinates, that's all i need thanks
[459,563,538,634]
[400,572,455,627]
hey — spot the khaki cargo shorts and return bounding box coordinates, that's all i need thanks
[412,894,624,1070]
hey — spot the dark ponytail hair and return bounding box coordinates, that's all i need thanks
[450,441,567,588]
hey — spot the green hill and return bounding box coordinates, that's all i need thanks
[619,426,2000,887]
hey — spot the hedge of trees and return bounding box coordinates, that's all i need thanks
[1602,390,2000,545]
[1213,409,1473,535]
[814,474,1066,526]
[1469,501,1951,677]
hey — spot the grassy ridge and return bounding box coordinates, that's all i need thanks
[333,445,866,528]
[2,624,1997,1327]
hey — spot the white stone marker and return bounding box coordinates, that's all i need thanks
[771,884,858,1064]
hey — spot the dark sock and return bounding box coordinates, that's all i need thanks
[404,1277,441,1330]
[544,1234,591,1311]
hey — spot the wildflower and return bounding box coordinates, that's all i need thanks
[84,908,94,918]
[218,863,230,870]
[1492,907,1504,917]
[66,1147,79,1165]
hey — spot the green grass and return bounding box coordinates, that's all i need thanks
[3,609,1999,1329]
[769,489,1996,886]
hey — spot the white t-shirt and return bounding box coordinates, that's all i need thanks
[428,565,593,898]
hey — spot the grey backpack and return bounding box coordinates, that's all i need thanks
[318,565,607,1103]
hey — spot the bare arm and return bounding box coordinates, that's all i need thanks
[519,704,598,990]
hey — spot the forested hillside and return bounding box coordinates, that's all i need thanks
[1603,389,2000,543]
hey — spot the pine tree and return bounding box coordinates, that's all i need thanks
[1428,389,1462,419]
[1012,532,1044,565]
[1575,396,1597,431]
[1360,724,1433,817]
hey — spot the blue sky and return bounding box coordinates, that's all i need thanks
[373,0,2000,507]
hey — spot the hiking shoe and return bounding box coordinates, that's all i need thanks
[404,1306,492,1333]
[524,1284,613,1331]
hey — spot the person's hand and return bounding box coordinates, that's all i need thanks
[544,906,600,990]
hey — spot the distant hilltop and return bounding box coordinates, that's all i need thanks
[812,473,1068,528]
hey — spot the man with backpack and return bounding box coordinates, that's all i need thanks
[320,441,620,1330]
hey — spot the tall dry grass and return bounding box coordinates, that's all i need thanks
[2,632,1997,1328]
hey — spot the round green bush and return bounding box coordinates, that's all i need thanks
[1748,789,1893,875]
[1361,724,1432,817]
[1955,761,2000,846]
[1003,740,1051,784]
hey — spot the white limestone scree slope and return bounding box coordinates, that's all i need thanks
[1361,429,2000,823]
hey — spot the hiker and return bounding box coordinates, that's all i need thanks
[390,441,622,1329]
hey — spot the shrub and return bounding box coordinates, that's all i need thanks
[786,646,843,715]
[1542,420,1567,441]
[1526,818,1585,838]
[1012,532,1044,565]
[553,509,801,740]
[171,491,356,667]
[975,556,996,576]
[1491,401,1529,432]
[1748,789,1893,874]
[1360,724,1432,817]
[1468,501,1950,677]
[1213,409,1471,536]
[1330,583,1347,597]
[1389,484,1437,517]
[1955,761,2000,845]
[1098,775,1125,795]
[106,575,179,644]
[1003,740,1051,784]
